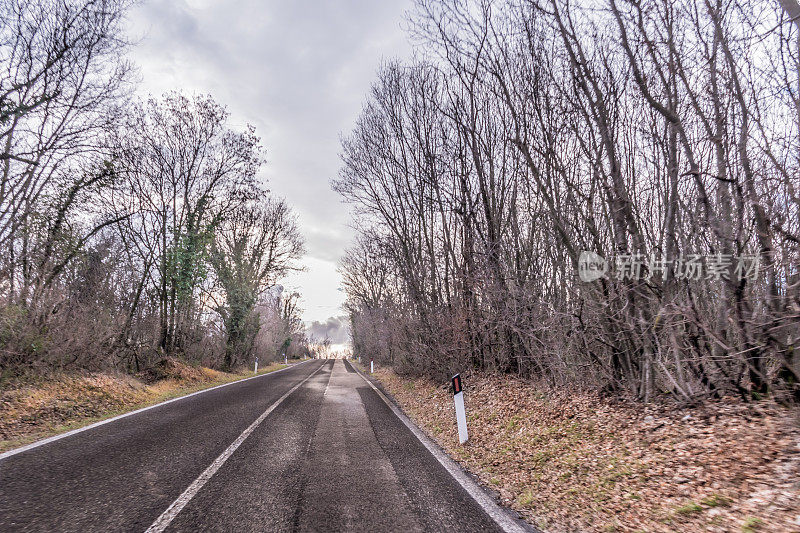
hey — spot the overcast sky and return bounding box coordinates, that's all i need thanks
[126,0,413,339]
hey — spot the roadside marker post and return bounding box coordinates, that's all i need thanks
[254,357,258,373]
[452,374,468,444]
[284,353,287,365]
[370,359,374,373]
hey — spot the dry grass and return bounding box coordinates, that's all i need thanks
[372,367,800,532]
[0,359,286,452]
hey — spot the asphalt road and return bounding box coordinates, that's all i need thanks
[0,359,527,532]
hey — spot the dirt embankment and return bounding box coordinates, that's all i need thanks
[372,368,800,533]
[0,358,284,452]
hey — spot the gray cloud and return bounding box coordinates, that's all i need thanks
[126,0,412,327]
[306,315,350,345]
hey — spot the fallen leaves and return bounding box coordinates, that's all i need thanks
[374,368,800,532]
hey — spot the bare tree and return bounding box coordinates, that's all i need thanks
[108,93,263,359]
[0,0,133,302]
[337,0,800,401]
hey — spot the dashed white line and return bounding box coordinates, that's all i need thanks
[144,362,325,533]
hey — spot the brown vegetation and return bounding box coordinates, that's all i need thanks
[373,367,800,532]
[0,359,285,452]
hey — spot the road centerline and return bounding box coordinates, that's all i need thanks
[144,362,326,533]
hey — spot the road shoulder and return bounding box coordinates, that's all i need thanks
[0,360,307,458]
[351,361,536,533]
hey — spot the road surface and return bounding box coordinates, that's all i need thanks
[0,360,528,532]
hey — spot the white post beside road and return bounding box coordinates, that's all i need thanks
[254,357,258,374]
[452,374,468,444]
[284,353,287,365]
[370,359,374,373]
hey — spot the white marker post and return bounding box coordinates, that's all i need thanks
[254,357,258,374]
[370,359,374,373]
[284,353,287,365]
[452,374,468,444]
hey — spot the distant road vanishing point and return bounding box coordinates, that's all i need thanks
[0,360,531,532]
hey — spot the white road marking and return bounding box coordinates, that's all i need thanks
[355,367,532,533]
[0,360,312,462]
[145,362,326,533]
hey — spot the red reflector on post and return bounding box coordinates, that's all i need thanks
[452,374,462,394]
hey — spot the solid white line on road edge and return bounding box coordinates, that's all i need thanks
[355,370,532,533]
[0,360,313,462]
[144,362,326,533]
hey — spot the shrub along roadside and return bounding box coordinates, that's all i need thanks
[0,360,288,453]
[368,367,800,532]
